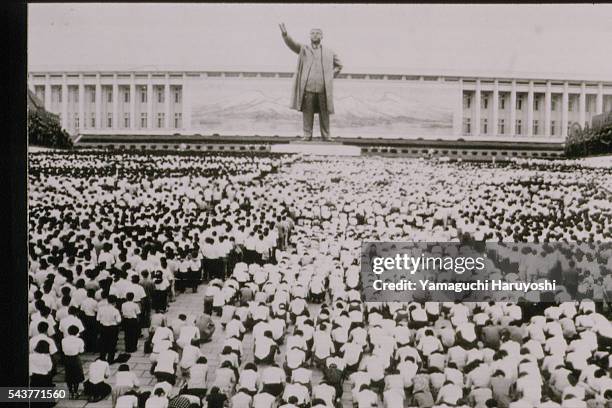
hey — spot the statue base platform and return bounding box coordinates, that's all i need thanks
[271,140,361,156]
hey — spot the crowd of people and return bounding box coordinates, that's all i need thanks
[565,119,612,158]
[27,150,612,408]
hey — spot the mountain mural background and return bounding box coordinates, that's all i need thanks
[189,78,459,138]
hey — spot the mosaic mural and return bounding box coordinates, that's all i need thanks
[188,77,461,138]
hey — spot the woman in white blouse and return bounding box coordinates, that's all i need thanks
[61,325,85,399]
[30,340,54,387]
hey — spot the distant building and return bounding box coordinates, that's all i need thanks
[28,69,612,141]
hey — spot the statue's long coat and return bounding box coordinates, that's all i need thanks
[282,34,342,114]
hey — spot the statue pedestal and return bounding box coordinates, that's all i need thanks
[271,140,361,156]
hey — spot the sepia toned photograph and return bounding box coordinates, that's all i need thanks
[24,3,612,408]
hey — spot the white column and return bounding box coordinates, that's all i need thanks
[526,81,534,137]
[182,73,191,132]
[112,74,119,129]
[455,79,464,137]
[78,75,85,132]
[544,81,552,137]
[44,76,51,109]
[164,74,171,129]
[509,80,517,136]
[474,79,481,136]
[61,74,68,130]
[561,82,569,138]
[147,74,154,129]
[130,74,136,130]
[95,74,102,129]
[492,80,499,136]
[596,83,604,114]
[579,82,586,127]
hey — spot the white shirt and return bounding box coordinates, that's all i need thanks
[116,371,140,388]
[155,349,179,374]
[29,352,52,375]
[187,363,208,389]
[116,394,139,408]
[261,366,285,384]
[254,337,276,359]
[253,393,275,408]
[29,334,57,355]
[231,392,253,408]
[88,360,110,384]
[238,369,259,392]
[61,335,84,356]
[145,396,168,408]
[180,345,201,369]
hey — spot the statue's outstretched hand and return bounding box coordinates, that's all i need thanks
[279,23,287,36]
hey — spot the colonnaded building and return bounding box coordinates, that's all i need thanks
[28,67,612,153]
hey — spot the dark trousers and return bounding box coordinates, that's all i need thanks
[152,290,168,312]
[203,296,214,315]
[262,383,284,397]
[82,315,98,352]
[302,92,330,139]
[98,325,119,363]
[140,297,151,330]
[83,381,111,400]
[123,317,140,353]
[154,371,176,385]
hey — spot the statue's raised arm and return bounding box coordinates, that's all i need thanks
[279,23,302,54]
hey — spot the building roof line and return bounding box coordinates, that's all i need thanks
[28,66,612,83]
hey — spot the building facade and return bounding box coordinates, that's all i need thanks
[28,70,612,141]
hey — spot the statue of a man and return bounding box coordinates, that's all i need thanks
[280,23,342,141]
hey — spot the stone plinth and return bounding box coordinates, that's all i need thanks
[271,140,361,156]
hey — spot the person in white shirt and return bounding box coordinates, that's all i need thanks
[254,331,279,365]
[184,356,208,400]
[237,363,260,397]
[154,345,180,385]
[29,321,58,355]
[281,382,310,408]
[59,306,85,336]
[112,364,140,406]
[355,384,378,408]
[80,289,99,352]
[62,325,85,398]
[121,292,141,353]
[253,391,276,408]
[231,389,253,408]
[152,275,170,313]
[213,360,237,398]
[313,324,335,368]
[177,320,200,350]
[115,390,140,408]
[83,357,112,402]
[179,339,202,378]
[145,387,169,408]
[261,364,286,397]
[313,381,337,408]
[97,295,122,364]
[29,341,54,387]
